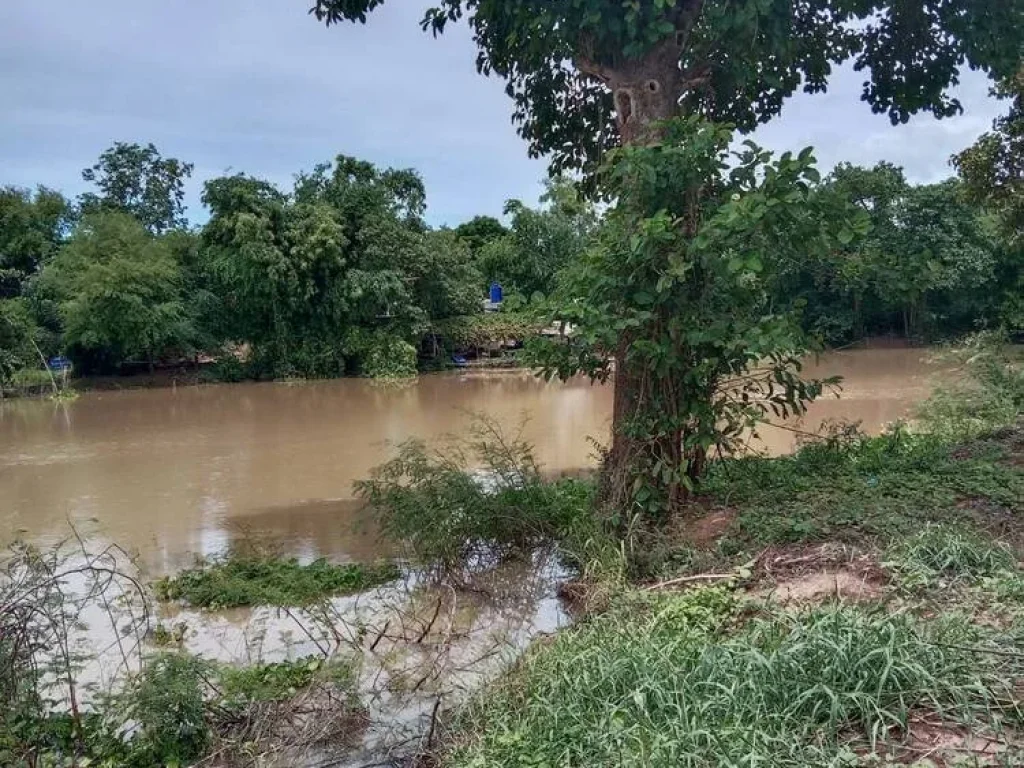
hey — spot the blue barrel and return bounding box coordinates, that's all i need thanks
[489,283,503,304]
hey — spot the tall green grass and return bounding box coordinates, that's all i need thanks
[887,524,1017,591]
[447,594,1022,767]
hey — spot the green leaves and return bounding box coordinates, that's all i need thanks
[533,118,845,515]
[41,211,188,367]
[314,0,1024,178]
[201,154,479,379]
[80,142,192,234]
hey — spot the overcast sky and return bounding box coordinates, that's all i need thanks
[0,1,1007,227]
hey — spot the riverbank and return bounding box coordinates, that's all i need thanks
[0,335,944,401]
[433,340,1024,767]
[2,341,1020,766]
[442,421,1024,766]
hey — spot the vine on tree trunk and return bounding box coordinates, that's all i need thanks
[531,118,861,521]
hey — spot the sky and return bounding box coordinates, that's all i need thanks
[0,1,1008,228]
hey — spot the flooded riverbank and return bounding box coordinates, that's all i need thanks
[0,348,947,573]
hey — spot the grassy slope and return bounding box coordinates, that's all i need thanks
[445,423,1024,767]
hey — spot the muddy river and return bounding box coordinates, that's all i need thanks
[0,346,952,763]
[0,347,945,574]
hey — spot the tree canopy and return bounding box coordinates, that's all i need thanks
[80,142,194,233]
[313,1,1024,171]
[0,187,72,299]
[40,211,189,370]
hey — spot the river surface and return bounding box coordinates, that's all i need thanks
[0,348,944,573]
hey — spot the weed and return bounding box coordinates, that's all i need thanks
[149,621,188,647]
[887,524,1017,591]
[918,332,1024,440]
[447,604,1021,767]
[697,424,1023,559]
[115,652,212,766]
[356,417,603,570]
[217,655,357,706]
[153,555,400,609]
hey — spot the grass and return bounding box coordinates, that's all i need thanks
[704,423,1022,551]
[886,524,1017,591]
[153,554,401,609]
[217,655,358,706]
[447,591,1023,767]
[435,341,1024,767]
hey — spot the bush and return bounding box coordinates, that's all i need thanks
[344,329,418,379]
[153,555,401,609]
[356,418,598,568]
[918,331,1024,439]
[0,298,42,387]
[116,652,211,766]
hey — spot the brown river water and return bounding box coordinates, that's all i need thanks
[0,347,945,574]
[0,347,949,764]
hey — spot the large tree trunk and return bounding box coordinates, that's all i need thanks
[577,36,702,519]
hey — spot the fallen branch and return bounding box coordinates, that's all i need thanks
[644,573,736,591]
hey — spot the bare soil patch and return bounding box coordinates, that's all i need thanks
[751,543,888,605]
[859,716,1020,767]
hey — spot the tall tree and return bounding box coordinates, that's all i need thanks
[80,142,194,234]
[312,0,1024,515]
[0,187,72,298]
[453,215,508,255]
[41,212,189,372]
[477,178,596,301]
[954,69,1024,329]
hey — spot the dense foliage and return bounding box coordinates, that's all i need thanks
[2,144,576,382]
[532,119,854,514]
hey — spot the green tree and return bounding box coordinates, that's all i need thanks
[80,142,194,234]
[0,298,42,387]
[201,155,472,378]
[201,173,349,376]
[453,215,508,255]
[0,187,72,298]
[477,178,596,301]
[533,122,852,514]
[881,180,997,337]
[42,212,189,372]
[954,69,1024,329]
[312,0,1024,515]
[793,165,1000,341]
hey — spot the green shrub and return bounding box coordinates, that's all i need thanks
[118,652,211,766]
[356,419,598,568]
[918,331,1024,439]
[153,555,401,609]
[203,354,249,383]
[218,655,357,706]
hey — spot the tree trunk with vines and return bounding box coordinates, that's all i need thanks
[576,25,707,518]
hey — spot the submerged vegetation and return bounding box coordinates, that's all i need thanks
[153,553,400,609]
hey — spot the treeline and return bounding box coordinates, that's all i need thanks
[786,163,1021,343]
[0,144,593,387]
[1,132,1021,390]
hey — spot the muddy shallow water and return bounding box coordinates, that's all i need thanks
[0,348,945,573]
